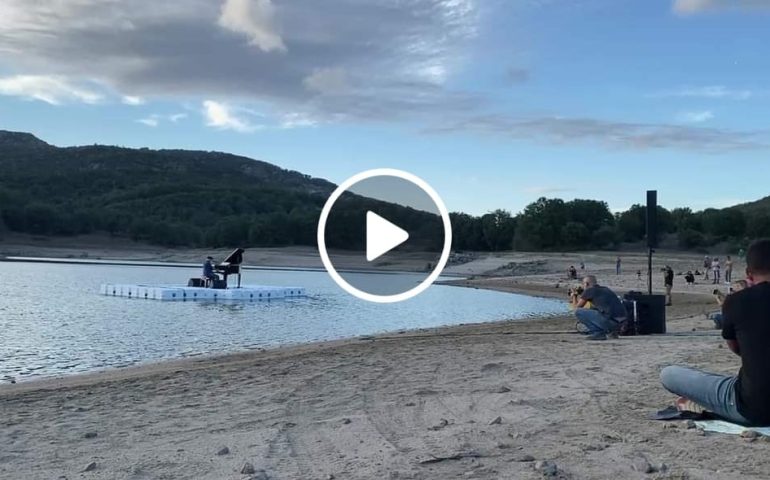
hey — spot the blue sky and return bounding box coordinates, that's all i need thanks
[1,0,769,216]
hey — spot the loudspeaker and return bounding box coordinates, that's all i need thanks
[646,190,658,248]
[625,293,666,335]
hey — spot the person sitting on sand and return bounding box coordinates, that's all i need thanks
[661,239,770,426]
[573,275,626,341]
[685,271,695,286]
[568,265,578,280]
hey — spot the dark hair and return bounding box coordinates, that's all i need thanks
[747,239,770,275]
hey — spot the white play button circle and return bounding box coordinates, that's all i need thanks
[317,169,452,303]
[366,211,410,262]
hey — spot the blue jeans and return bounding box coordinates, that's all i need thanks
[660,366,749,425]
[575,309,617,335]
[709,312,723,329]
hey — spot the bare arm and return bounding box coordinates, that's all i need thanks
[575,298,588,309]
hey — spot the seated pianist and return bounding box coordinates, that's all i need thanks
[202,256,219,286]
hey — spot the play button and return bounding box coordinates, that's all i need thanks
[317,169,452,303]
[366,211,409,262]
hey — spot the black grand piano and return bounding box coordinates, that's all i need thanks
[214,248,245,288]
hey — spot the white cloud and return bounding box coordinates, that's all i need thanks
[122,95,145,105]
[652,86,752,100]
[137,116,159,127]
[202,100,260,132]
[280,112,317,129]
[673,0,770,14]
[303,67,350,95]
[217,0,286,53]
[137,112,188,127]
[169,113,188,123]
[677,110,714,123]
[0,75,103,105]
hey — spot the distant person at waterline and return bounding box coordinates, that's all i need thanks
[573,276,626,341]
[616,256,621,276]
[712,257,721,285]
[661,239,770,426]
[704,255,711,280]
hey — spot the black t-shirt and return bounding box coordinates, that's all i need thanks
[722,281,770,424]
[664,269,674,286]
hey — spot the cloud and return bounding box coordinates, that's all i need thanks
[0,75,103,105]
[122,95,145,105]
[202,100,260,132]
[652,86,752,100]
[673,0,770,14]
[0,0,477,122]
[137,112,188,127]
[303,67,350,95]
[426,115,769,152]
[280,112,317,128]
[677,110,714,123]
[137,116,159,127]
[217,0,286,53]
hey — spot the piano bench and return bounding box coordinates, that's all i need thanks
[188,278,206,287]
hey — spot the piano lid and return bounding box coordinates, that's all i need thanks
[220,248,245,265]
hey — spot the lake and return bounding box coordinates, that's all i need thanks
[0,261,569,383]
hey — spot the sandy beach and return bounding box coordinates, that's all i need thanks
[2,249,764,480]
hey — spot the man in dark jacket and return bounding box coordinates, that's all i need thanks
[661,239,770,426]
[574,275,626,341]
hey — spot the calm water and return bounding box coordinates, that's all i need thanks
[0,262,568,383]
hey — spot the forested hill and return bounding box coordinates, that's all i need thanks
[1,130,768,252]
[0,130,339,247]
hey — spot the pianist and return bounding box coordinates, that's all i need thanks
[202,256,219,285]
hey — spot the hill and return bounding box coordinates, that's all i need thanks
[0,130,341,247]
[0,131,443,250]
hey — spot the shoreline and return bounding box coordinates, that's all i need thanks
[3,250,758,480]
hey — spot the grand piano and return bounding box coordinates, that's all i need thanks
[214,248,245,288]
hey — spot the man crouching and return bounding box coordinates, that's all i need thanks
[573,275,626,341]
[660,239,770,426]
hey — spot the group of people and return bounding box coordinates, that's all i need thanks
[661,239,770,427]
[702,255,734,284]
[569,239,770,427]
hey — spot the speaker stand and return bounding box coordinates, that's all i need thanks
[647,248,654,295]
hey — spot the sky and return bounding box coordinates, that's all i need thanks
[1,0,769,216]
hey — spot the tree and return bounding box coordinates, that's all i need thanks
[514,198,567,250]
[561,221,591,249]
[481,209,516,251]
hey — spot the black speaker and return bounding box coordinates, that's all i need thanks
[646,190,658,248]
[630,293,666,335]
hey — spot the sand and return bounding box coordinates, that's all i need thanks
[1,250,764,480]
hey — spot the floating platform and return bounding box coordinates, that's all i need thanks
[100,284,306,301]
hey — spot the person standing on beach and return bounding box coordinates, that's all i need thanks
[712,257,721,285]
[725,255,734,283]
[704,255,711,280]
[616,256,621,276]
[660,239,770,426]
[573,275,626,341]
[664,265,674,306]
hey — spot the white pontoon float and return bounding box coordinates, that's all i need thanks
[99,248,306,301]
